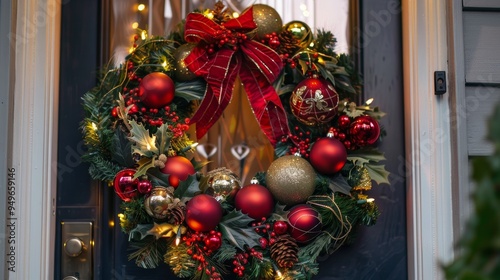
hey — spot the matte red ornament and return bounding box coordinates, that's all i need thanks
[234,184,274,220]
[290,76,339,126]
[287,204,322,243]
[309,136,347,175]
[349,115,381,146]
[137,179,152,194]
[139,72,175,109]
[113,169,139,202]
[186,194,223,232]
[160,156,195,187]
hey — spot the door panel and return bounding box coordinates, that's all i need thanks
[56,1,406,279]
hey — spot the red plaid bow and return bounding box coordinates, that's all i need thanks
[183,7,290,146]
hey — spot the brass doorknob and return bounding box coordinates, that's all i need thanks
[64,237,84,257]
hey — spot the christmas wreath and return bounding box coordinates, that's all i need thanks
[81,2,389,279]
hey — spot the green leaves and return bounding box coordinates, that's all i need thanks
[128,120,159,157]
[218,210,261,250]
[348,150,390,185]
[154,124,172,155]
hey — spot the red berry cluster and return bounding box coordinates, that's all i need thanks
[182,231,222,280]
[331,114,356,150]
[260,32,280,49]
[205,28,249,54]
[112,89,190,136]
[231,248,263,277]
[286,126,312,158]
[257,220,289,248]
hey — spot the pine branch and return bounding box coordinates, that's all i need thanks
[128,236,168,269]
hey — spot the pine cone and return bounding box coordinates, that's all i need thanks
[270,234,299,268]
[277,30,300,57]
[168,204,186,225]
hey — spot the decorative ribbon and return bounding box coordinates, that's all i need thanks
[183,7,290,146]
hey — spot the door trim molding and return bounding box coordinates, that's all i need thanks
[9,0,61,278]
[402,0,455,279]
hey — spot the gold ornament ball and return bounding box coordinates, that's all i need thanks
[266,155,316,206]
[205,168,241,202]
[144,187,174,220]
[251,4,283,39]
[284,21,313,49]
[173,43,197,81]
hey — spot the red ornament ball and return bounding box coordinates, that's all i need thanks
[113,169,139,202]
[309,136,347,175]
[160,156,195,187]
[290,76,339,126]
[186,194,223,232]
[204,232,222,251]
[234,184,274,220]
[349,115,381,146]
[337,114,351,130]
[273,221,289,235]
[139,72,175,109]
[137,179,153,194]
[287,204,322,243]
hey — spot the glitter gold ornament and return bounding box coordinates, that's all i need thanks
[173,43,197,81]
[250,4,283,39]
[284,21,313,49]
[144,187,175,220]
[266,155,316,206]
[204,168,241,202]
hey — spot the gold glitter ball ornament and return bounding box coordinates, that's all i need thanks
[266,155,316,206]
[173,43,197,81]
[284,21,313,49]
[250,4,283,40]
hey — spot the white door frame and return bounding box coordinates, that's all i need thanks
[6,0,61,279]
[8,0,457,279]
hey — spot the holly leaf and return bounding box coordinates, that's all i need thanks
[365,163,390,185]
[146,168,170,187]
[315,63,335,85]
[269,203,289,221]
[112,129,134,167]
[173,174,201,201]
[219,210,261,250]
[155,124,172,155]
[298,59,309,76]
[348,150,386,166]
[326,174,352,195]
[134,156,156,179]
[128,120,158,157]
[128,224,154,241]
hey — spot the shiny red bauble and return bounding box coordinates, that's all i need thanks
[139,72,175,109]
[160,156,195,188]
[204,232,222,251]
[234,184,274,220]
[349,115,381,146]
[309,136,347,175]
[287,204,322,243]
[137,179,153,194]
[273,221,289,235]
[337,114,351,130]
[290,76,339,126]
[186,194,223,232]
[113,169,139,202]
